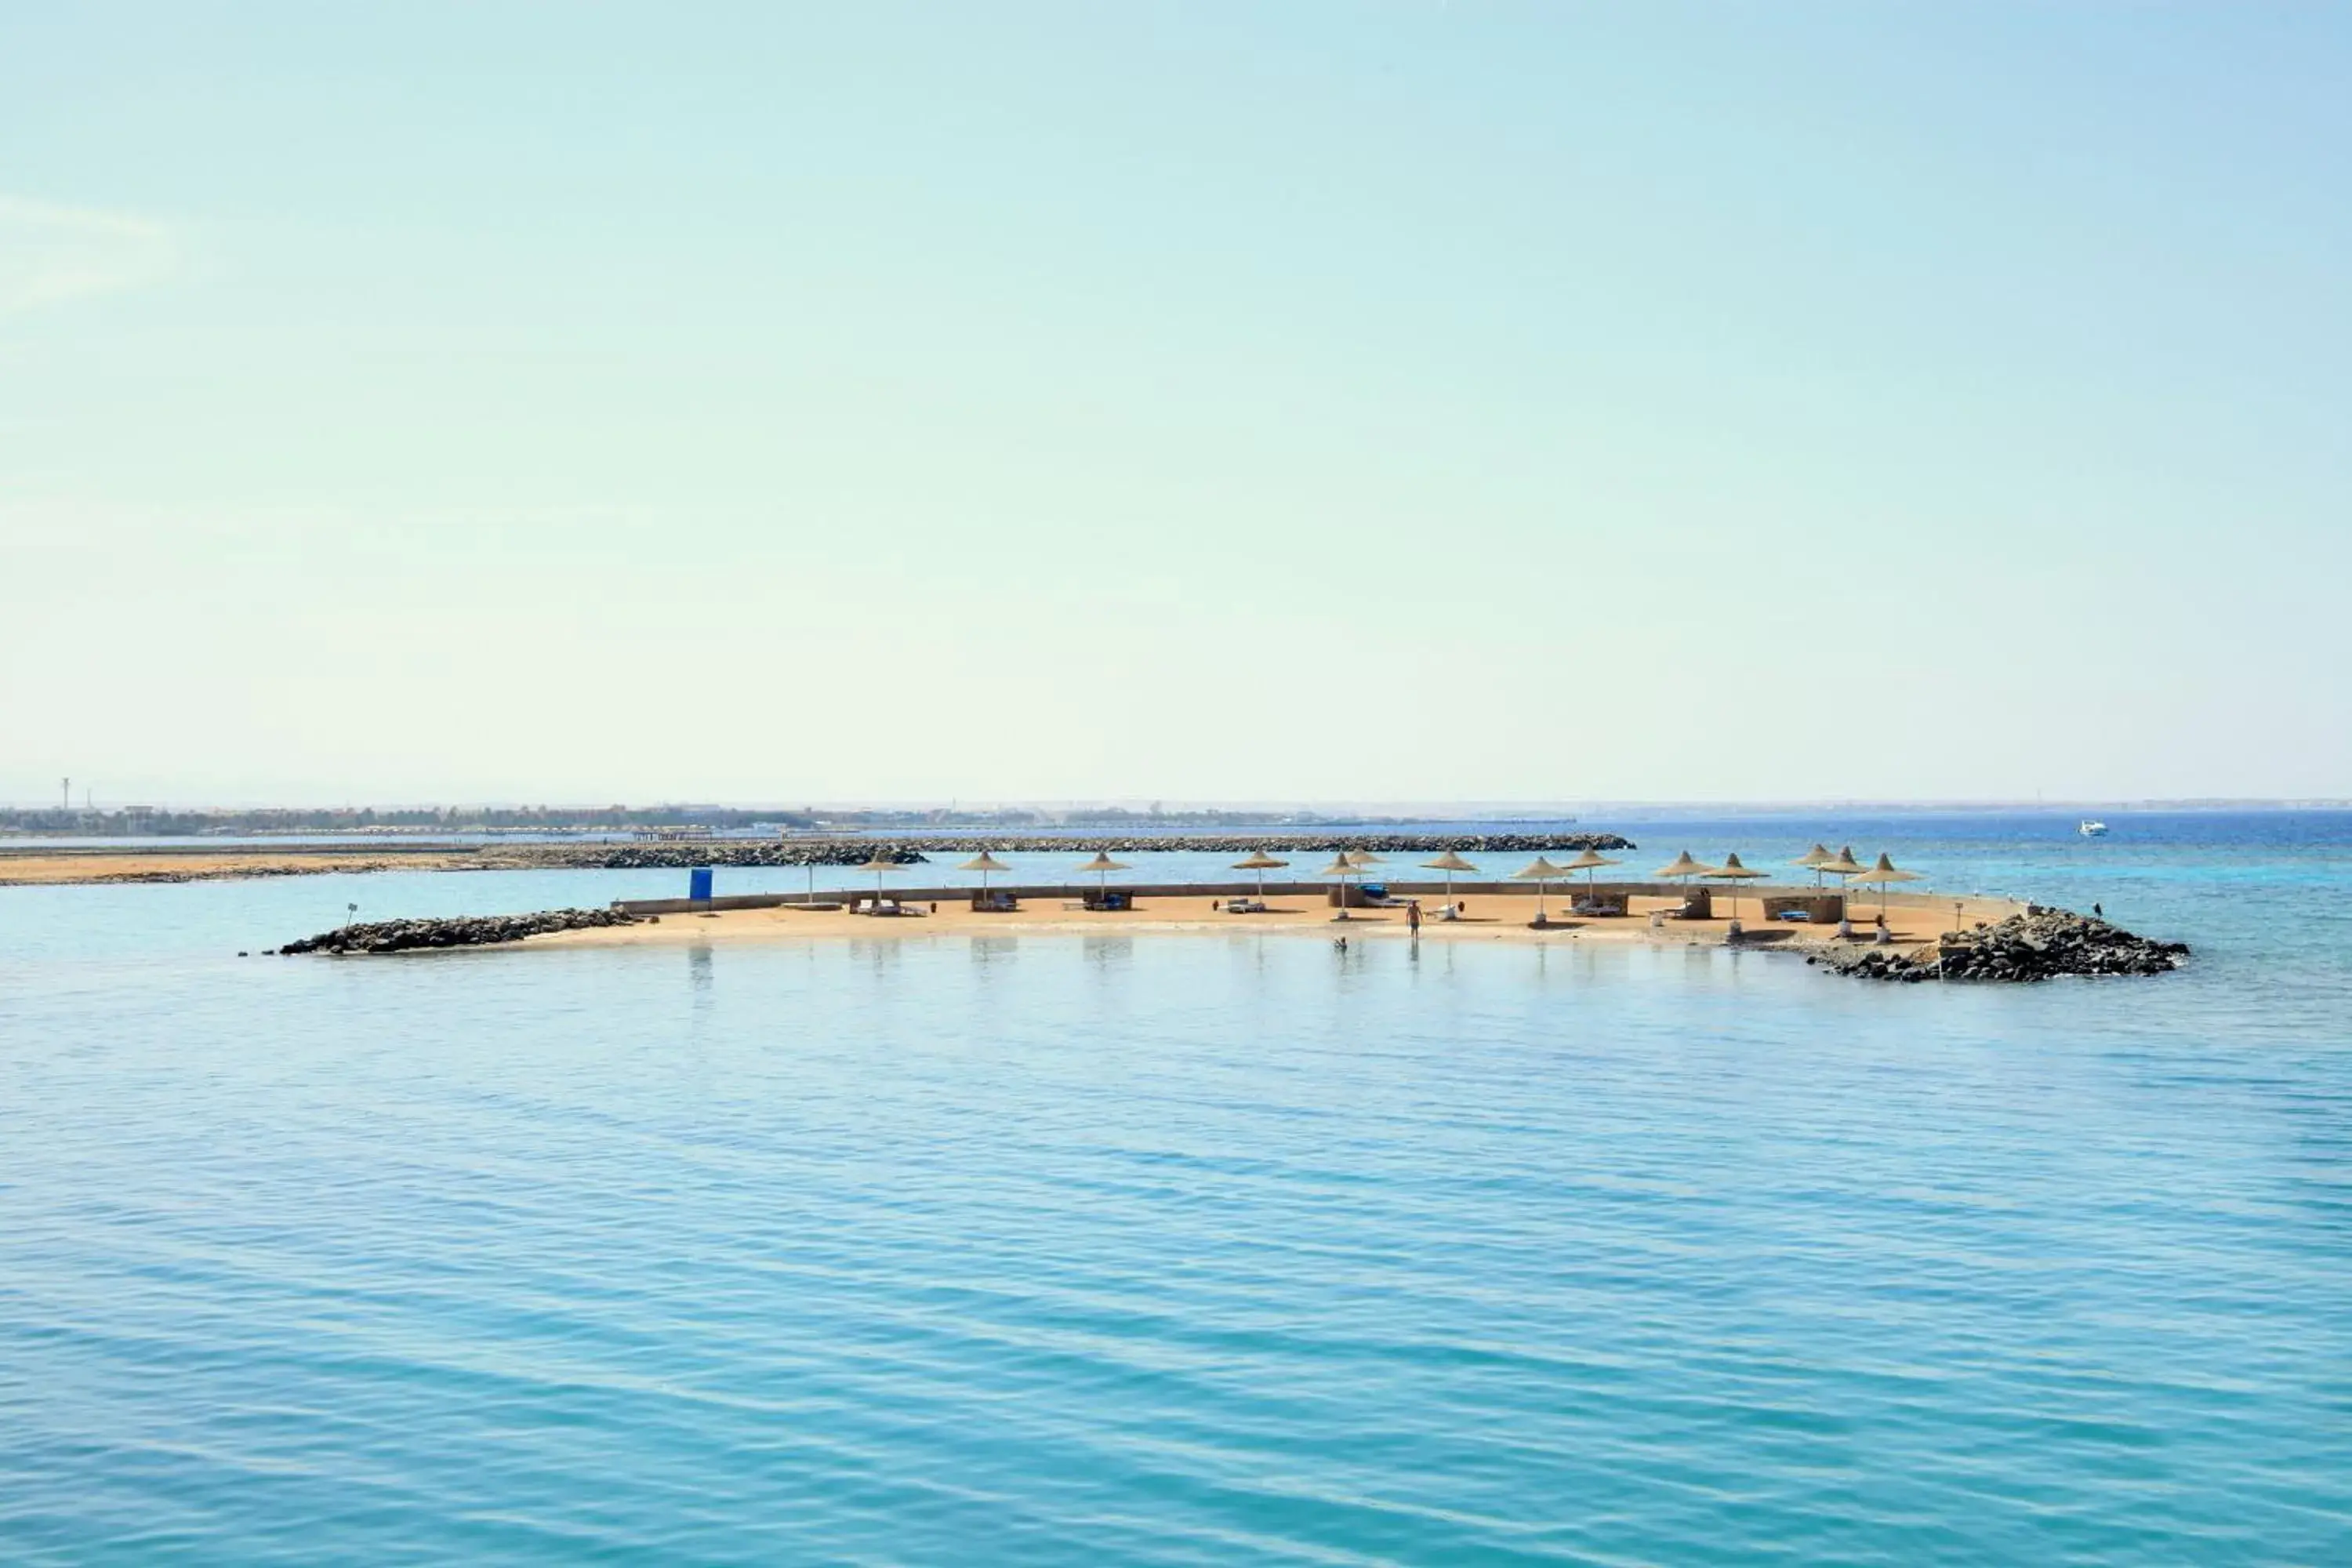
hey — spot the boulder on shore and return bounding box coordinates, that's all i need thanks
[281,907,637,955]
[1808,909,2188,984]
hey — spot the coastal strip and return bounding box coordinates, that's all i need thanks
[0,831,1635,887]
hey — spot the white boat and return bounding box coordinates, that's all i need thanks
[2078,819,2108,837]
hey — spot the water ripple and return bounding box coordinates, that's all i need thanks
[5,830,2352,1563]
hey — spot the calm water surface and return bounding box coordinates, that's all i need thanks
[3,813,2348,1563]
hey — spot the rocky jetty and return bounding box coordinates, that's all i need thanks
[1809,909,2189,984]
[279,907,638,956]
[548,831,1635,873]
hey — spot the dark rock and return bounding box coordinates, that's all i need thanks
[1813,909,2187,985]
[279,906,638,956]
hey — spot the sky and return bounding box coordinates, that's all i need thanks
[3,2,2347,808]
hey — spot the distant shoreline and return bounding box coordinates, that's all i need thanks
[0,832,1636,888]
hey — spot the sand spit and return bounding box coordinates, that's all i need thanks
[264,887,2089,968]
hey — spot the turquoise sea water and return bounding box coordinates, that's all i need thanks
[4,812,2349,1563]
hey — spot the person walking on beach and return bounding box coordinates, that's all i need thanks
[1407,899,1422,936]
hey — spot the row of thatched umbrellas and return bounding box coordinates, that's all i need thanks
[1651,844,1925,921]
[842,841,1922,923]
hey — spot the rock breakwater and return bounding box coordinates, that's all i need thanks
[280,908,638,955]
[1809,909,2188,983]
[561,831,1635,872]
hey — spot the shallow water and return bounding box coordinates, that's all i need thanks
[4,813,2349,1563]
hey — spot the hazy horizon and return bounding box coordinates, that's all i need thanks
[9,793,2350,818]
[6,3,2347,803]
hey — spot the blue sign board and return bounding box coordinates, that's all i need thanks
[689,867,713,904]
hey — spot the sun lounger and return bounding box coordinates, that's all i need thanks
[1221,898,1269,914]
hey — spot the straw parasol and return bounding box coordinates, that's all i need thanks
[1792,843,1835,888]
[1849,852,1922,917]
[1316,853,1363,920]
[1704,851,1767,923]
[1512,855,1573,925]
[1817,845,1867,891]
[1421,848,1479,902]
[1654,850,1711,886]
[1232,848,1288,899]
[1559,847,1622,902]
[958,850,1011,900]
[853,851,902,906]
[1075,850,1131,898]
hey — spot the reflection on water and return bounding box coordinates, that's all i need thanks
[1082,935,1131,965]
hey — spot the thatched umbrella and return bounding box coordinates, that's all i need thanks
[1075,851,1131,899]
[1231,848,1288,899]
[1704,851,1767,923]
[1849,852,1922,917]
[1654,850,1711,886]
[1817,845,1867,892]
[1512,855,1573,926]
[1421,848,1478,903]
[1559,847,1622,902]
[854,851,902,908]
[1316,853,1363,920]
[1652,849,1715,919]
[958,850,1011,901]
[1792,843,1835,888]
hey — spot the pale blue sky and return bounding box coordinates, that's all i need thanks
[3,3,2347,806]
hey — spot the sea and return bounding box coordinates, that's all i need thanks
[2,811,2347,1564]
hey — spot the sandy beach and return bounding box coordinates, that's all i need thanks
[0,850,473,885]
[529,888,2013,955]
